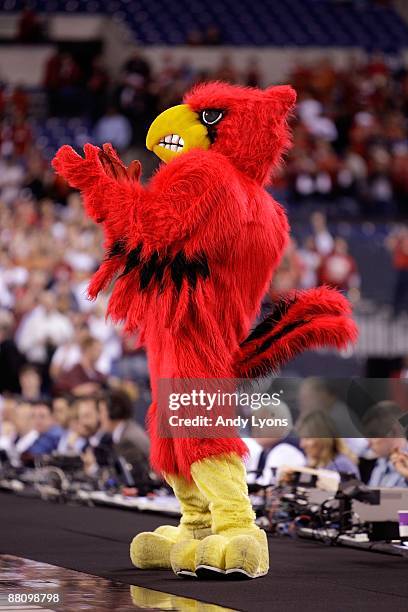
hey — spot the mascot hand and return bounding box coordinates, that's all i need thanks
[52,143,142,227]
[98,143,141,183]
[52,142,141,190]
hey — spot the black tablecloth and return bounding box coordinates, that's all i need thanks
[0,491,407,612]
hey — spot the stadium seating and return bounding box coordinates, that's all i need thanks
[31,116,93,161]
[2,0,408,49]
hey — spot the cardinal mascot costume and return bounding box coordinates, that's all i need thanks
[53,81,357,580]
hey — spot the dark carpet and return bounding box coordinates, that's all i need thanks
[0,491,407,612]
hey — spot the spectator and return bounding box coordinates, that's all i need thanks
[94,106,132,152]
[116,51,153,144]
[26,400,62,456]
[244,56,263,88]
[16,291,73,367]
[123,51,151,82]
[43,52,82,116]
[19,364,43,402]
[386,226,408,316]
[0,154,24,206]
[245,402,305,486]
[75,395,111,474]
[318,237,360,293]
[1,401,38,460]
[14,401,39,455]
[296,410,360,478]
[363,401,408,487]
[54,336,106,394]
[86,56,110,122]
[214,55,238,83]
[298,378,367,456]
[52,395,71,429]
[17,5,44,43]
[57,400,86,454]
[391,449,408,481]
[0,312,24,393]
[298,236,321,289]
[271,238,302,296]
[75,395,103,445]
[98,389,150,478]
[310,211,334,256]
[11,112,32,157]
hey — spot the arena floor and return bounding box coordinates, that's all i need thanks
[0,492,407,612]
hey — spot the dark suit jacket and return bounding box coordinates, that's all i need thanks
[114,420,150,479]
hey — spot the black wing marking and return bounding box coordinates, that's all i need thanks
[109,241,210,293]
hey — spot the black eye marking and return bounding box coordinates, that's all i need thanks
[200,109,224,126]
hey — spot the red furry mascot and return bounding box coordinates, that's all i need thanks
[53,82,357,579]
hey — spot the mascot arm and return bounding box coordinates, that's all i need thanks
[52,143,143,297]
[53,145,245,254]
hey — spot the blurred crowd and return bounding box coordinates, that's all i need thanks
[0,387,151,487]
[0,47,408,492]
[245,378,408,489]
[0,50,407,397]
[1,373,407,492]
[2,48,408,219]
[286,54,408,219]
[37,48,408,219]
[0,185,152,394]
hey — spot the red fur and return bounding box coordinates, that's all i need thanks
[235,287,358,378]
[52,82,357,479]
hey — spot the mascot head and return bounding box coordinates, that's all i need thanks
[146,81,296,185]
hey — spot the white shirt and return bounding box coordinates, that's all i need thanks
[244,438,306,485]
[314,230,334,256]
[16,306,73,363]
[1,430,39,466]
[15,430,39,455]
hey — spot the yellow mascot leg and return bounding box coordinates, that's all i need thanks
[130,473,211,572]
[172,453,269,579]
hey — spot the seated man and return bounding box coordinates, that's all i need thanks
[391,449,408,481]
[12,401,39,458]
[244,401,305,485]
[26,400,63,455]
[54,336,106,394]
[98,389,150,481]
[75,394,111,450]
[56,399,86,454]
[19,364,43,402]
[363,401,408,487]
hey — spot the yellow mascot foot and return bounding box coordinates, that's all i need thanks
[170,538,201,578]
[188,453,270,580]
[130,474,211,571]
[130,526,179,569]
[131,523,213,571]
[191,529,268,579]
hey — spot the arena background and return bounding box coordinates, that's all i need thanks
[1,0,408,404]
[0,1,408,611]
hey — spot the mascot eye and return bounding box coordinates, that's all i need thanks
[201,109,224,126]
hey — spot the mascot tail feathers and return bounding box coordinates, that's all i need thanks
[234,287,358,378]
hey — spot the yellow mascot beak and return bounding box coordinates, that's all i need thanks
[146,104,211,163]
